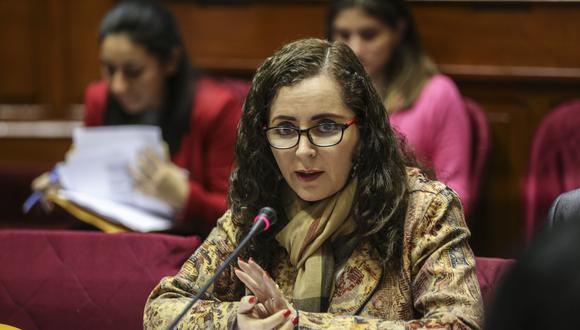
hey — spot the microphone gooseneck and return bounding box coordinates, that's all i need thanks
[167,207,277,330]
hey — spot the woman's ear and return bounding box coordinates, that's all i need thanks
[164,47,182,75]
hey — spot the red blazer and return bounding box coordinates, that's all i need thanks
[83,77,243,236]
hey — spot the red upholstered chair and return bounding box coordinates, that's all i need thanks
[0,230,200,330]
[523,99,580,243]
[464,98,490,219]
[474,257,514,304]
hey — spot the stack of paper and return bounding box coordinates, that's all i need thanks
[55,125,175,232]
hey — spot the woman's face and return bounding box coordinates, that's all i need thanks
[331,7,401,82]
[268,74,360,202]
[99,33,171,113]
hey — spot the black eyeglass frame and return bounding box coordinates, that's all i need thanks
[263,117,358,150]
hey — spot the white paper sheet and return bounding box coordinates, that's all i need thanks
[55,125,180,231]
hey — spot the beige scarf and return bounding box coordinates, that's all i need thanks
[275,178,358,312]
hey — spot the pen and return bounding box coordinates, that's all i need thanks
[22,169,59,214]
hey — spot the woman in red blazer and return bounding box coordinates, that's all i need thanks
[35,1,242,235]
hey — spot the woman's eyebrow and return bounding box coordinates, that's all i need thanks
[270,115,296,122]
[311,113,343,120]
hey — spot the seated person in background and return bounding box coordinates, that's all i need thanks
[327,0,473,213]
[486,189,580,330]
[144,38,482,329]
[546,188,580,227]
[33,0,242,236]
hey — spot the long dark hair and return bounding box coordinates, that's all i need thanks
[229,38,413,272]
[326,0,437,111]
[98,0,198,154]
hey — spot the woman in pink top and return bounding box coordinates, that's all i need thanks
[327,0,472,213]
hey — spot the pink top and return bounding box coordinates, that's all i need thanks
[390,74,471,212]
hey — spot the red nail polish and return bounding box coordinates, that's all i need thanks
[283,309,291,318]
[249,296,256,304]
[237,257,242,262]
[292,315,299,325]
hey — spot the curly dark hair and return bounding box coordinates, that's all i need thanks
[229,38,412,272]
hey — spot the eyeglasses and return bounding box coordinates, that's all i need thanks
[264,117,358,149]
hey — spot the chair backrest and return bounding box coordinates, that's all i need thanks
[523,99,580,243]
[0,230,200,330]
[475,257,515,304]
[464,98,491,216]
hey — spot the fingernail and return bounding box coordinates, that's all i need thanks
[283,309,291,318]
[237,257,243,262]
[292,315,299,325]
[249,257,255,263]
[249,296,256,304]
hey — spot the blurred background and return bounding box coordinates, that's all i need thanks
[0,0,579,258]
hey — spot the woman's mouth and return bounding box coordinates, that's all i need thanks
[295,171,323,182]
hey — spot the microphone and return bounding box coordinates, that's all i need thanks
[168,207,277,330]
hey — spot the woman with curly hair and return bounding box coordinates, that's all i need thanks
[144,38,482,329]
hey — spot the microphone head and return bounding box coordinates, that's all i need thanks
[254,207,277,231]
[258,207,277,226]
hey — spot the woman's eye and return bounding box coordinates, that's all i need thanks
[332,29,350,41]
[360,29,378,41]
[316,123,339,134]
[123,67,143,79]
[102,64,115,77]
[275,127,296,136]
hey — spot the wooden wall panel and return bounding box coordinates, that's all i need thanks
[62,0,115,105]
[169,3,327,72]
[0,0,46,103]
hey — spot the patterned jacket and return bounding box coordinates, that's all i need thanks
[144,170,483,329]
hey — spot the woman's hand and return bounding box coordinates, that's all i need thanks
[237,295,295,330]
[129,145,188,210]
[30,171,60,212]
[235,258,298,325]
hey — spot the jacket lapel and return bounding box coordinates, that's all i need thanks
[328,240,383,314]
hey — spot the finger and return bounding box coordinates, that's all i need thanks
[238,258,266,286]
[161,142,170,160]
[258,271,288,312]
[257,309,292,330]
[255,303,269,318]
[136,151,158,180]
[128,165,152,194]
[31,172,50,191]
[278,318,296,330]
[235,268,267,301]
[143,146,164,167]
[237,295,257,314]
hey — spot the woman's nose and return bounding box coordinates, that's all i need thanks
[295,134,317,159]
[347,37,364,58]
[110,72,129,95]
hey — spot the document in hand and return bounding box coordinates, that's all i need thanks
[54,125,178,232]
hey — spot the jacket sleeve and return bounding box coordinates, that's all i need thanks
[296,189,483,329]
[83,82,107,127]
[144,211,244,329]
[180,86,242,236]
